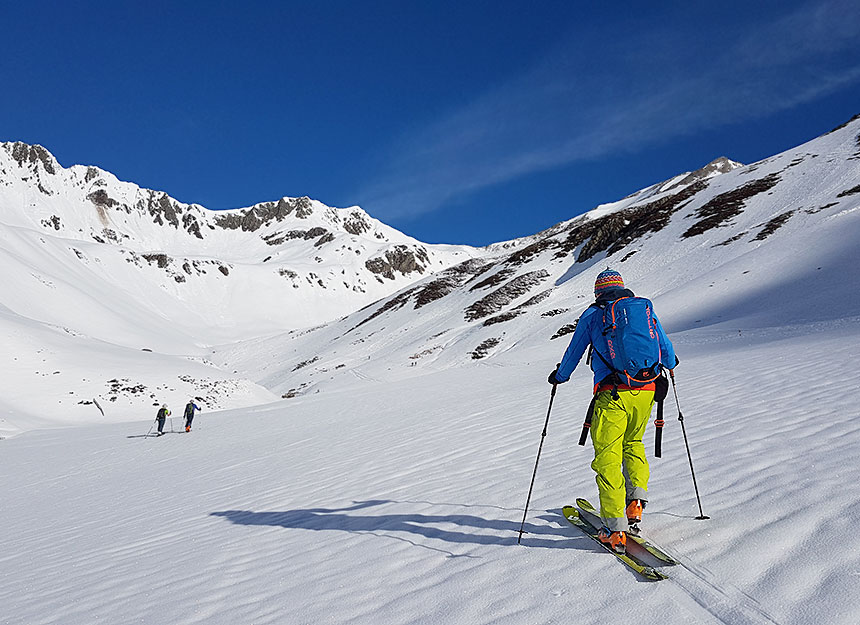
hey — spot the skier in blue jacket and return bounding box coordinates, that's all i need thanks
[548,269,677,553]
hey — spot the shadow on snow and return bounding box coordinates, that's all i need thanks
[211,500,592,552]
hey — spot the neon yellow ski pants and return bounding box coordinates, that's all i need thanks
[590,389,655,531]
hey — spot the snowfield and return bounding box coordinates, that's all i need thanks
[2,319,859,624]
[1,116,860,624]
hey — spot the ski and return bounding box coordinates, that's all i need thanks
[575,498,678,565]
[562,506,666,581]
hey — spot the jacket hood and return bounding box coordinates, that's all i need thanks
[595,287,635,305]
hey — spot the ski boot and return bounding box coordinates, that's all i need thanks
[597,527,627,554]
[626,500,644,536]
[185,426,191,432]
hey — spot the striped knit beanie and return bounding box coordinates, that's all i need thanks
[594,269,624,294]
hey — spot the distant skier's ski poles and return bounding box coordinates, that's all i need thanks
[518,382,558,544]
[669,370,709,520]
[145,420,155,439]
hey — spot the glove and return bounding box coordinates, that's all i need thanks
[547,368,565,385]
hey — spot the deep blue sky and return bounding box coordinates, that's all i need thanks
[3,1,859,246]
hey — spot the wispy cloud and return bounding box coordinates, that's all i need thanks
[357,0,860,220]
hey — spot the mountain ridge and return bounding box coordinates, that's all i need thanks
[218,115,860,399]
[1,114,857,433]
[0,141,482,341]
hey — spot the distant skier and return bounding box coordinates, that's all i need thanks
[184,400,200,432]
[547,269,678,554]
[155,404,170,436]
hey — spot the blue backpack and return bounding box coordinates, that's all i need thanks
[591,296,663,388]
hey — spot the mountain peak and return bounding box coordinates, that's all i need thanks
[660,156,743,194]
[1,141,60,175]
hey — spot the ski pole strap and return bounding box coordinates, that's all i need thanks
[578,395,597,446]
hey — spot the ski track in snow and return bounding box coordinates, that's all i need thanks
[2,321,859,625]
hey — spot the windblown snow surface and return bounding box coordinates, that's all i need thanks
[2,118,860,624]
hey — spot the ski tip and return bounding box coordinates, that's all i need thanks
[575,497,595,512]
[561,506,580,521]
[643,566,668,581]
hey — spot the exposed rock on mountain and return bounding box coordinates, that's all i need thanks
[2,114,859,427]
[227,114,860,399]
[682,173,781,238]
[0,141,480,344]
[365,245,431,280]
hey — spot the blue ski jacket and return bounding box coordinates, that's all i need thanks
[555,289,677,387]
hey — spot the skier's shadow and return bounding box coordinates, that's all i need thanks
[211,500,582,552]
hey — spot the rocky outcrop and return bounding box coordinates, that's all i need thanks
[87,189,120,208]
[682,173,781,238]
[349,286,421,332]
[464,269,549,322]
[470,337,501,360]
[263,227,330,246]
[469,267,515,291]
[662,157,741,193]
[552,180,707,262]
[41,215,61,230]
[365,245,430,280]
[413,259,492,309]
[343,214,372,235]
[213,197,315,232]
[7,142,57,175]
[145,191,181,229]
[753,211,795,241]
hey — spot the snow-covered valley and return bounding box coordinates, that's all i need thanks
[1,115,859,624]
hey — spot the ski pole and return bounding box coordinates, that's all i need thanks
[145,420,155,438]
[669,370,709,520]
[654,373,669,458]
[517,382,558,544]
[578,395,596,446]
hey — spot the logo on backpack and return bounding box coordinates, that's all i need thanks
[594,297,662,387]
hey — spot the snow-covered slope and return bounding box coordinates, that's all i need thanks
[0,142,479,343]
[2,115,860,625]
[1,305,858,625]
[0,144,480,434]
[220,116,860,399]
